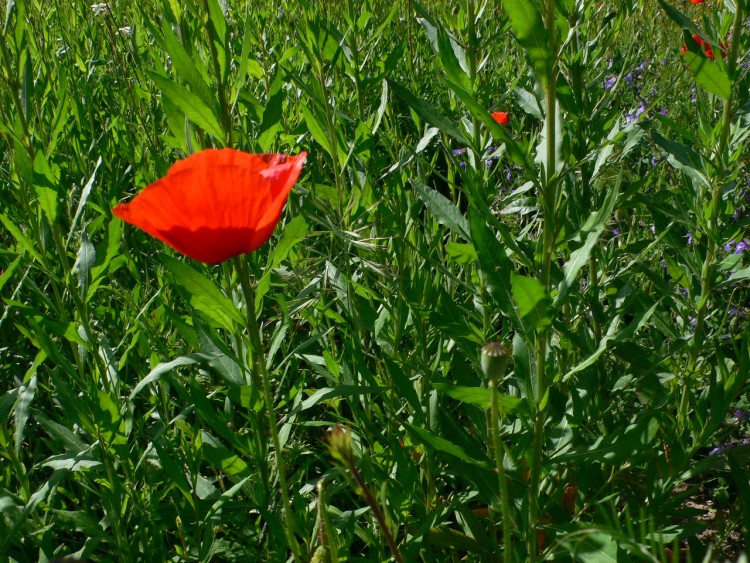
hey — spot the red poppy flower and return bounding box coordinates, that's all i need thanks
[113,149,306,264]
[491,111,510,125]
[690,0,704,4]
[681,34,715,61]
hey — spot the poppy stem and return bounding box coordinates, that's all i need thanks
[234,256,303,561]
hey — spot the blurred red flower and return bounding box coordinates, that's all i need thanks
[491,111,510,125]
[690,0,704,4]
[113,149,306,264]
[681,34,715,61]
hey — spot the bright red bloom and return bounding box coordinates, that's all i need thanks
[690,0,704,4]
[491,111,510,125]
[113,149,306,264]
[681,34,715,61]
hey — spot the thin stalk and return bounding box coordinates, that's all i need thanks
[349,463,405,563]
[529,0,559,559]
[466,0,482,153]
[687,4,743,387]
[234,256,302,561]
[490,377,513,563]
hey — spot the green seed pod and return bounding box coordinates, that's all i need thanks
[481,342,511,382]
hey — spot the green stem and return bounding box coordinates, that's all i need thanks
[349,463,405,563]
[529,0,559,558]
[687,4,744,395]
[490,378,513,563]
[234,256,302,561]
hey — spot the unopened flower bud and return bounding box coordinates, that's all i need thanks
[481,342,510,382]
[326,424,354,468]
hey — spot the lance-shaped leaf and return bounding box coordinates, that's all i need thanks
[511,274,552,331]
[503,0,552,86]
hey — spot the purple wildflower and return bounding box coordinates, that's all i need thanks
[735,240,748,253]
[625,102,646,124]
[604,76,617,90]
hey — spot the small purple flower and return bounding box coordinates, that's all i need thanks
[735,240,748,253]
[613,228,621,236]
[604,76,617,90]
[686,233,693,245]
[725,240,735,252]
[660,56,669,66]
[650,225,656,234]
[625,102,646,124]
[459,161,467,168]
[659,106,668,116]
[709,445,724,455]
[453,148,467,156]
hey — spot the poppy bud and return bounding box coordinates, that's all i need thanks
[481,342,511,382]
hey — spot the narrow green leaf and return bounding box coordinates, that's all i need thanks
[683,50,731,100]
[412,179,470,239]
[552,416,659,465]
[556,179,620,306]
[35,185,57,224]
[433,383,530,415]
[68,156,102,245]
[129,353,217,400]
[0,213,44,263]
[503,0,551,85]
[73,231,95,296]
[258,68,285,152]
[387,79,464,143]
[256,215,309,308]
[404,423,491,468]
[300,102,333,157]
[656,0,701,37]
[470,212,524,332]
[511,274,551,331]
[160,19,213,106]
[162,256,244,331]
[14,375,36,454]
[148,71,226,143]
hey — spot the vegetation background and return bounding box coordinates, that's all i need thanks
[0,0,749,561]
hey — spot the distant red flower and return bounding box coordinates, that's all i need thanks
[690,0,704,4]
[491,111,510,125]
[681,34,715,61]
[113,149,306,264]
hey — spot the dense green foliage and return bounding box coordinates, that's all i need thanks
[1,0,749,561]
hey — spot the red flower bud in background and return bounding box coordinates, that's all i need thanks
[680,34,727,62]
[113,149,306,264]
[491,111,510,125]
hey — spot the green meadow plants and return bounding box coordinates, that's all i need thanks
[1,0,749,561]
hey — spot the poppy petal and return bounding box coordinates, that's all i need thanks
[113,149,307,264]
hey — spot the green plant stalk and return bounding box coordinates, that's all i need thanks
[348,460,405,563]
[688,3,744,391]
[489,378,513,563]
[466,0,482,153]
[199,0,233,148]
[234,256,302,561]
[529,0,559,558]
